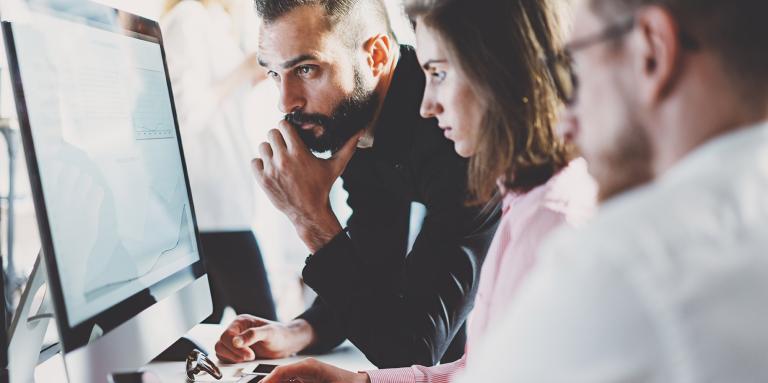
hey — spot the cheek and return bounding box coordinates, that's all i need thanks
[305,84,345,115]
[306,67,353,114]
[452,86,482,152]
[576,69,626,151]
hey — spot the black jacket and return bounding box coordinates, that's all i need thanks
[297,45,500,369]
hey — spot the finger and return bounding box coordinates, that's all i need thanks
[278,120,309,153]
[257,142,274,173]
[221,315,263,344]
[329,131,362,176]
[234,327,271,348]
[252,158,265,172]
[215,341,253,364]
[252,158,265,181]
[267,128,288,153]
[214,342,239,363]
[218,330,246,359]
[258,142,274,160]
[235,315,272,331]
[267,131,287,165]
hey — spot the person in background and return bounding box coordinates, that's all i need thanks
[456,0,768,381]
[259,0,597,382]
[161,0,277,323]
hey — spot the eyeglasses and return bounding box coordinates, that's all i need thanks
[546,17,636,106]
[546,14,701,106]
[185,349,223,382]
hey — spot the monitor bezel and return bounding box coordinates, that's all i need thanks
[2,2,209,353]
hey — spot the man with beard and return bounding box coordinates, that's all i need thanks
[213,0,499,368]
[457,0,768,381]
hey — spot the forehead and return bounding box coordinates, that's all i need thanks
[414,21,446,64]
[571,0,606,40]
[258,5,338,65]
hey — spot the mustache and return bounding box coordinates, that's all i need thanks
[284,111,331,127]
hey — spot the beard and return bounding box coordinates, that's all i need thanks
[285,69,380,154]
[592,119,654,202]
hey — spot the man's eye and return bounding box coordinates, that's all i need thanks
[267,70,279,79]
[296,65,316,77]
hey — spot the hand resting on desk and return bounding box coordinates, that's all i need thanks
[215,315,318,363]
[261,358,370,383]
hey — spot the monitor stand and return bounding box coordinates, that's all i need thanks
[7,254,55,383]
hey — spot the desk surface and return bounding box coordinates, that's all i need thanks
[35,324,376,382]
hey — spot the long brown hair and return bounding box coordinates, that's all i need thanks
[406,0,572,204]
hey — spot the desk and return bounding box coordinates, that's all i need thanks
[35,324,376,382]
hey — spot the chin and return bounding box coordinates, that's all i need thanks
[454,142,475,158]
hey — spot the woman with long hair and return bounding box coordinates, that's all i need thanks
[261,0,596,381]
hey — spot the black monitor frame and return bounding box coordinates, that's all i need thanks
[2,1,208,353]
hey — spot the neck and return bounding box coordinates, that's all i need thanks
[650,66,768,175]
[359,44,400,147]
[654,102,768,176]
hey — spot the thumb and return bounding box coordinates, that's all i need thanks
[330,132,362,176]
[233,327,270,349]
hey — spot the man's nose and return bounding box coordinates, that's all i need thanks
[556,108,580,144]
[277,78,305,114]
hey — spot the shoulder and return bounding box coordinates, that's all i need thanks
[459,239,667,382]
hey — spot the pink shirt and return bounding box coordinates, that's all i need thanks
[365,159,596,383]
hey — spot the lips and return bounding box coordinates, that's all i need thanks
[302,123,325,138]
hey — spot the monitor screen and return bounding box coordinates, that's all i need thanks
[5,6,204,333]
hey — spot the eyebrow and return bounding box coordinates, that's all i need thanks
[259,54,320,70]
[422,59,447,70]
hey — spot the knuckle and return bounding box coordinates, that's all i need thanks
[214,345,230,360]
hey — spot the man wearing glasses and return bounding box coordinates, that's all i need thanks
[460,0,768,381]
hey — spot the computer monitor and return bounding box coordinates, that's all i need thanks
[2,1,212,381]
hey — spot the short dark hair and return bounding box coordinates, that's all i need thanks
[254,0,395,47]
[406,0,571,203]
[591,0,768,98]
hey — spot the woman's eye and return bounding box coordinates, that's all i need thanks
[267,70,279,79]
[431,70,447,82]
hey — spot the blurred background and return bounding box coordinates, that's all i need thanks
[0,0,417,327]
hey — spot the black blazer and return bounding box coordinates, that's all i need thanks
[297,45,500,368]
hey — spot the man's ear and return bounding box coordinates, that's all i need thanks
[364,33,394,77]
[633,6,683,105]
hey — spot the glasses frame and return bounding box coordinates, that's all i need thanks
[546,17,636,106]
[546,13,702,106]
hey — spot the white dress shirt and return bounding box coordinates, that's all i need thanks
[458,121,768,383]
[161,1,259,231]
